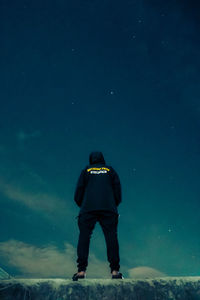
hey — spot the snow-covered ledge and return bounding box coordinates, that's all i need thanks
[1,277,200,300]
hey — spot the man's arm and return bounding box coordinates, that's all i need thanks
[74,169,86,207]
[110,167,122,206]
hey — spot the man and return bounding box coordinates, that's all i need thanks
[72,151,123,281]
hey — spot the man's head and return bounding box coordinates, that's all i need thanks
[89,151,105,165]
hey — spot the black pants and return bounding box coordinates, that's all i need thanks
[76,210,120,273]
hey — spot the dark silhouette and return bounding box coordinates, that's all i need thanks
[72,151,123,281]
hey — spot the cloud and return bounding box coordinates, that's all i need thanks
[127,266,167,279]
[0,179,74,220]
[0,240,109,278]
[16,130,41,141]
[0,239,168,279]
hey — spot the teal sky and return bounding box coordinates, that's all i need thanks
[0,0,200,278]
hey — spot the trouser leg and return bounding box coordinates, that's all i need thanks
[76,213,96,272]
[99,213,120,273]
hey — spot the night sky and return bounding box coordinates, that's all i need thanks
[0,0,200,279]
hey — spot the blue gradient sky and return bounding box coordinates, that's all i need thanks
[0,0,200,278]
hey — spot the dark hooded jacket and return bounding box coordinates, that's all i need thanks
[74,151,122,215]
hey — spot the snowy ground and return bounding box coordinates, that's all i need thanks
[1,277,200,299]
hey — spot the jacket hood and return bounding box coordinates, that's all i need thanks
[89,151,105,165]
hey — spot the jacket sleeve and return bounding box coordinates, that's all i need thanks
[110,167,122,206]
[74,169,87,207]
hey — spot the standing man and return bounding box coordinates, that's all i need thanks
[72,151,123,281]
